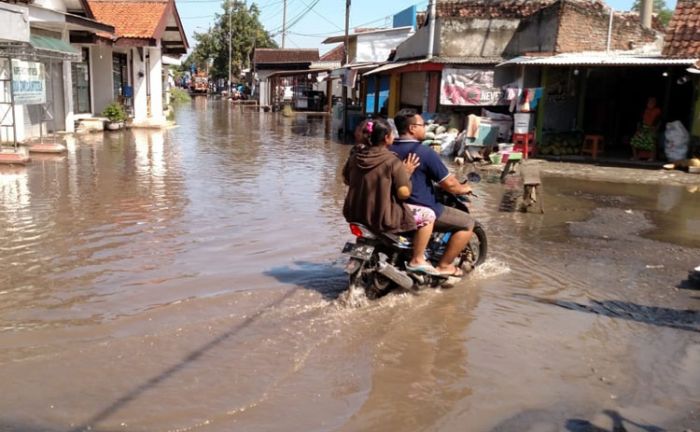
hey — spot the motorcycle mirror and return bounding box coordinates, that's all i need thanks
[466,172,482,183]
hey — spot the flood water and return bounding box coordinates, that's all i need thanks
[1,98,698,431]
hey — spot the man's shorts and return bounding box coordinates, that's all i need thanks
[435,206,475,232]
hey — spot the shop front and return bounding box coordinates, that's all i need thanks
[505,54,698,162]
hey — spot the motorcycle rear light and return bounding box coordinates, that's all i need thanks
[349,224,364,238]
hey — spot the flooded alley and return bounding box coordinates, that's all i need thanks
[0,98,699,432]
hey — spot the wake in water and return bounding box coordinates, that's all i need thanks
[470,258,511,279]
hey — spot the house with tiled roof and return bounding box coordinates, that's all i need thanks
[79,0,188,126]
[253,48,328,109]
[0,0,114,144]
[663,0,700,141]
[663,0,700,59]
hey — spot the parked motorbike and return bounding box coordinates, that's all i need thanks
[341,175,487,298]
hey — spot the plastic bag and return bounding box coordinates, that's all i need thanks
[664,121,690,162]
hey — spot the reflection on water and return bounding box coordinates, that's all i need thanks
[0,99,697,432]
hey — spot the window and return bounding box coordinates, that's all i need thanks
[71,47,91,114]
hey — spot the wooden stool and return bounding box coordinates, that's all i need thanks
[581,134,604,159]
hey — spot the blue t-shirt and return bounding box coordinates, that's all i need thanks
[389,139,450,217]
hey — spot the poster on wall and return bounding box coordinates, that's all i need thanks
[440,68,508,106]
[11,59,45,105]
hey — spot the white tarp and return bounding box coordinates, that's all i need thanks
[440,68,508,106]
[11,60,45,105]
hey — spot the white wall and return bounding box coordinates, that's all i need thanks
[90,44,114,116]
[148,47,163,121]
[356,30,414,63]
[132,47,147,122]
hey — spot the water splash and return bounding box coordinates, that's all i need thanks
[471,258,511,279]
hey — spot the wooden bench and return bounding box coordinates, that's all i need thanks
[519,161,544,214]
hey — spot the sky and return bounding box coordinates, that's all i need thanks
[174,0,679,56]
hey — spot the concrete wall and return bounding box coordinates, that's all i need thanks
[503,5,559,57]
[394,24,431,61]
[90,45,114,116]
[440,18,521,58]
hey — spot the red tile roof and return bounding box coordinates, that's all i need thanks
[88,0,169,39]
[253,49,319,64]
[320,44,344,62]
[664,0,700,58]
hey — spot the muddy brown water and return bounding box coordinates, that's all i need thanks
[0,98,698,432]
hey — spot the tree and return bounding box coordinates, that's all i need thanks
[631,0,673,27]
[184,1,277,80]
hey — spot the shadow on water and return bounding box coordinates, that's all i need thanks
[566,409,665,432]
[521,295,699,333]
[490,408,663,432]
[263,261,348,300]
[62,289,299,432]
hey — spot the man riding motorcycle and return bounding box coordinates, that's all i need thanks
[389,109,475,278]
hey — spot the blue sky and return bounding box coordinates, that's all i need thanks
[175,0,678,55]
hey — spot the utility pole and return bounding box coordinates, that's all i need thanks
[281,0,287,48]
[228,0,232,93]
[342,0,350,141]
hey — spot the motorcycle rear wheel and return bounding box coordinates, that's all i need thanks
[460,223,488,271]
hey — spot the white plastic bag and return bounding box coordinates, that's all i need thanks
[664,121,690,162]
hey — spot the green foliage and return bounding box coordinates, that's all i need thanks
[182,1,278,79]
[170,87,191,104]
[630,0,673,26]
[102,101,126,122]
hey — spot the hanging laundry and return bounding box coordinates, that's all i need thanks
[529,88,544,110]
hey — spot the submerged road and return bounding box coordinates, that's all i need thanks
[0,98,698,431]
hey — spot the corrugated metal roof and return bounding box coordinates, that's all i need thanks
[500,53,697,66]
[364,59,430,76]
[434,56,504,64]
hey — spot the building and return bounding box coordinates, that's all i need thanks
[87,0,188,126]
[663,0,700,143]
[252,48,322,110]
[0,0,114,143]
[364,0,695,161]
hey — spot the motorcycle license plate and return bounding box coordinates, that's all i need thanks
[342,242,374,260]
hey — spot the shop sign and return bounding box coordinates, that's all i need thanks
[11,60,45,105]
[440,68,508,106]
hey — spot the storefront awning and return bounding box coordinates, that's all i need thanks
[500,53,697,67]
[30,35,81,61]
[266,68,332,79]
[0,35,81,61]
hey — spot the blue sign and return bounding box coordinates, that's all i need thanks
[393,5,417,29]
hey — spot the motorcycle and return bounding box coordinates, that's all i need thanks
[341,174,488,298]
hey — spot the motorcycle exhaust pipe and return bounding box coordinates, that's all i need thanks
[377,262,414,290]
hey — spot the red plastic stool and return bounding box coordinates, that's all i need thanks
[512,132,536,158]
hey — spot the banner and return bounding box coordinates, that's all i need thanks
[11,60,45,105]
[440,68,508,106]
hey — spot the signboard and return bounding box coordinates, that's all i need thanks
[393,6,417,29]
[440,68,508,106]
[11,60,45,105]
